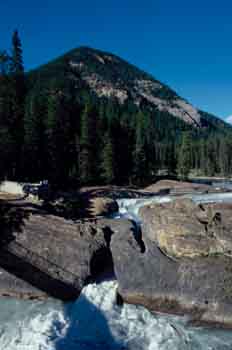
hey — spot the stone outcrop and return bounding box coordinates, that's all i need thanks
[140,199,232,258]
[89,197,119,217]
[111,199,232,327]
[3,189,232,328]
[51,186,152,219]
[142,180,217,195]
[78,185,153,199]
[0,209,132,301]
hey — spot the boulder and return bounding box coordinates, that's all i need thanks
[140,199,232,258]
[89,197,119,216]
[111,199,232,327]
[51,196,119,219]
[143,180,215,195]
[0,210,132,301]
[78,186,151,199]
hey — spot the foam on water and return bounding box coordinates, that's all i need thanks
[116,196,172,224]
[1,281,232,350]
[116,192,232,223]
[0,297,67,349]
[2,190,232,349]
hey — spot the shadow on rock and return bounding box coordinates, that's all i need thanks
[0,202,81,300]
[0,247,80,300]
[54,294,126,350]
[0,200,29,245]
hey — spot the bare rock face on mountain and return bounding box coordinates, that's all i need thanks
[111,199,232,327]
[68,48,202,127]
[0,210,132,300]
[29,46,232,132]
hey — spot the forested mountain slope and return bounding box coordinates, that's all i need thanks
[1,38,232,186]
[28,46,229,131]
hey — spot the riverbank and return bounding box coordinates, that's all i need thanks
[1,179,232,328]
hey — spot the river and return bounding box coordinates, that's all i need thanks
[1,189,232,349]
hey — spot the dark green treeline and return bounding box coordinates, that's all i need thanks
[1,32,232,187]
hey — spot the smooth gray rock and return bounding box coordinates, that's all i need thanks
[0,212,132,301]
[111,201,232,327]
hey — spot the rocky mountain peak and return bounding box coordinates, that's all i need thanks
[66,47,202,126]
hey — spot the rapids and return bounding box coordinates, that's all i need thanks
[1,281,232,349]
[2,190,232,349]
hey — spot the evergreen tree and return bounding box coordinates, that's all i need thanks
[0,51,10,75]
[9,30,26,178]
[10,31,24,75]
[199,139,206,174]
[166,142,177,175]
[79,103,99,185]
[133,111,149,185]
[79,104,92,184]
[23,92,47,180]
[177,132,192,179]
[205,139,217,176]
[218,137,232,177]
[45,90,74,185]
[101,132,115,184]
[2,32,232,186]
[0,52,14,178]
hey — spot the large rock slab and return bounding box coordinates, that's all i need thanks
[0,209,132,300]
[142,180,221,195]
[111,199,232,327]
[0,266,47,300]
[88,197,119,216]
[140,199,232,258]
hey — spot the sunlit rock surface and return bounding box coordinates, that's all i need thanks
[142,180,213,194]
[113,196,232,327]
[2,190,232,348]
[140,199,232,258]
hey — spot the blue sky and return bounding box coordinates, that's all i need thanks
[1,0,231,120]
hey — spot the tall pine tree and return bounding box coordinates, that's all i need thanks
[177,132,192,179]
[133,111,149,185]
[23,91,47,180]
[0,52,13,178]
[45,89,74,186]
[79,103,99,185]
[9,30,26,178]
[101,132,115,184]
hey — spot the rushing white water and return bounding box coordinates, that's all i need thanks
[2,190,232,349]
[212,181,232,191]
[1,280,232,350]
[115,195,172,224]
[116,191,232,223]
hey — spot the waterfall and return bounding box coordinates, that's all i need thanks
[1,280,232,349]
[2,191,232,349]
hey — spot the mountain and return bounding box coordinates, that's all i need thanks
[27,46,229,132]
[1,45,230,185]
[226,116,232,125]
